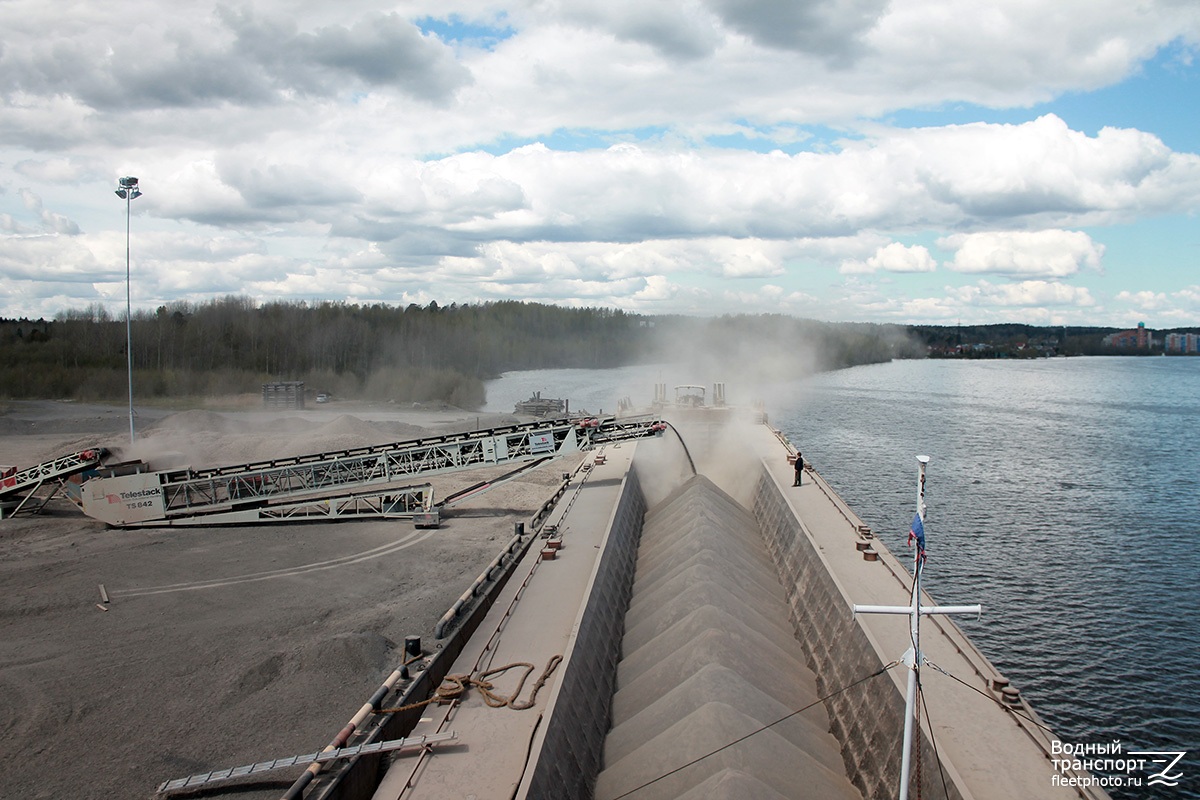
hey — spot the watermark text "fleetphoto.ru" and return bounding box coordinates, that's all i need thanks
[1051,740,1186,791]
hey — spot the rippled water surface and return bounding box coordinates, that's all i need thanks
[488,358,1199,797]
[772,357,1200,799]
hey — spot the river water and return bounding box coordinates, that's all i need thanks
[486,357,1198,798]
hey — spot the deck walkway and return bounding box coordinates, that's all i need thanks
[371,444,638,800]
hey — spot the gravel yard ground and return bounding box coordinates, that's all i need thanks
[0,399,577,800]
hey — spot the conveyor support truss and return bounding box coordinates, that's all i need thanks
[81,416,664,527]
[0,447,106,518]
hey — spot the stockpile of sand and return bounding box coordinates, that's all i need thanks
[120,411,436,470]
[144,409,244,436]
[121,410,250,467]
[275,415,397,459]
[222,631,396,710]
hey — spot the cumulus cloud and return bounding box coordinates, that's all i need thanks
[906,115,1199,224]
[1115,289,1169,311]
[718,283,820,315]
[430,237,786,286]
[840,242,936,274]
[1,1,1194,152]
[14,156,104,184]
[940,230,1105,277]
[131,120,1199,250]
[1172,286,1200,307]
[0,5,468,113]
[947,279,1096,308]
[18,189,80,235]
[0,233,110,282]
[708,0,889,63]
[559,0,724,60]
[226,10,472,102]
[0,229,287,311]
[1139,286,1200,323]
[0,1,1198,323]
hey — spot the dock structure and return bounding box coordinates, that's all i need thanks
[286,415,1107,800]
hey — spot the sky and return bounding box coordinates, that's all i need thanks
[1,1,1198,327]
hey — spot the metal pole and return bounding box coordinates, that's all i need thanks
[899,455,930,800]
[853,456,983,800]
[916,454,929,523]
[898,548,920,800]
[125,189,134,444]
[899,645,919,800]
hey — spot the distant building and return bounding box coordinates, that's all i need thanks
[1103,322,1151,349]
[1165,332,1200,354]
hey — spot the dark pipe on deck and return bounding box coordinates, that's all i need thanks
[435,528,529,639]
[279,649,425,800]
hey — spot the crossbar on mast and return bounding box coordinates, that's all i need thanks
[853,604,981,617]
[851,455,981,800]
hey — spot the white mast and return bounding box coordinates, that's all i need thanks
[853,455,981,800]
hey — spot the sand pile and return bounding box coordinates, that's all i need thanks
[373,419,436,441]
[222,631,396,710]
[117,412,434,470]
[144,409,245,436]
[274,415,395,459]
[594,475,859,800]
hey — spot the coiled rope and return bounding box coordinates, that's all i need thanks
[376,655,563,715]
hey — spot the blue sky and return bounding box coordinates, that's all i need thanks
[1,1,1198,327]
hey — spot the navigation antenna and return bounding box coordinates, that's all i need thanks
[853,455,981,800]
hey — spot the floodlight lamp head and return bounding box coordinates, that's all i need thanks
[916,455,931,464]
[115,176,142,201]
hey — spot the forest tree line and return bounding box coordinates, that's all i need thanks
[0,298,922,407]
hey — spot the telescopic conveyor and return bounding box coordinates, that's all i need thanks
[80,416,666,527]
[0,447,107,518]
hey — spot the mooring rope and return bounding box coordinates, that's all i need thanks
[375,655,563,715]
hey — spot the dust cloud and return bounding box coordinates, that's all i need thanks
[117,411,433,470]
[630,315,912,506]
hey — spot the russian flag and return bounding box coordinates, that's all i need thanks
[907,513,926,553]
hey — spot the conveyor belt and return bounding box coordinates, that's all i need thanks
[0,447,107,518]
[80,416,664,527]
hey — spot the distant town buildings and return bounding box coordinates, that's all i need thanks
[1101,324,1200,354]
[1102,322,1152,349]
[1166,332,1200,354]
[916,322,1199,358]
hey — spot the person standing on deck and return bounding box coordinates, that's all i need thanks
[793,452,803,486]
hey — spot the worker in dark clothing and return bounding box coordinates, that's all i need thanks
[793,452,803,486]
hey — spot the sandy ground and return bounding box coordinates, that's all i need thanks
[0,399,579,800]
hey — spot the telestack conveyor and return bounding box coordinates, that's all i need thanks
[79,416,666,528]
[0,447,107,518]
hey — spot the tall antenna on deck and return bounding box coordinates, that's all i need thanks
[853,455,981,800]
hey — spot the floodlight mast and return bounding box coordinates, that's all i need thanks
[114,177,142,444]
